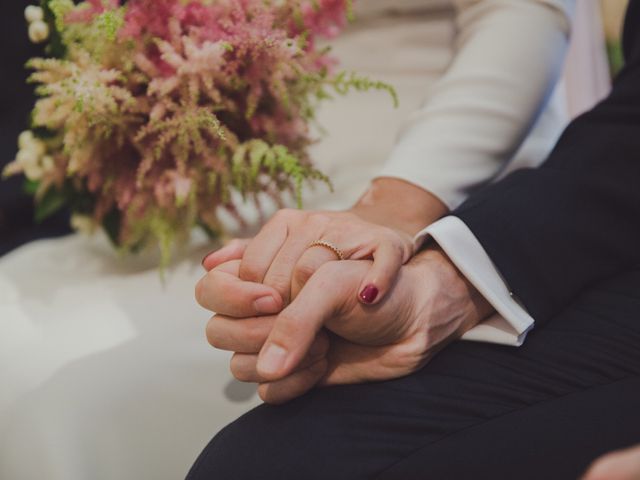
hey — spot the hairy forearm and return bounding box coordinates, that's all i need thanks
[349,178,448,236]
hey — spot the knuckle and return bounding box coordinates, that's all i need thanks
[224,238,239,249]
[257,383,277,404]
[238,260,263,283]
[205,317,224,349]
[292,261,318,289]
[315,260,343,280]
[195,274,213,309]
[233,370,252,383]
[226,238,245,252]
[194,278,205,306]
[271,314,301,344]
[264,272,291,298]
[233,369,254,383]
[273,208,300,223]
[340,210,359,221]
[307,212,331,229]
[230,354,254,382]
[391,336,430,372]
[378,238,406,263]
[245,321,269,350]
[393,241,406,261]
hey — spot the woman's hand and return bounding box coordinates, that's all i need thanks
[202,179,448,306]
[203,209,415,306]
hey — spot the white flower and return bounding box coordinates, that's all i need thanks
[24,138,46,157]
[41,155,55,173]
[18,130,35,150]
[24,5,44,23]
[16,149,39,169]
[15,145,52,181]
[23,162,44,181]
[29,20,49,44]
[70,214,96,235]
[16,148,43,180]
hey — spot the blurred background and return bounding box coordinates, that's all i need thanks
[0,1,71,255]
[0,0,629,257]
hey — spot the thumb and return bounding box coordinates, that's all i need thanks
[256,262,348,381]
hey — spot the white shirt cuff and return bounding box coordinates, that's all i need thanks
[413,216,535,347]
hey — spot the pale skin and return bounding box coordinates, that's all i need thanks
[203,177,450,307]
[196,177,483,405]
[582,445,640,480]
[196,245,494,404]
[197,177,491,404]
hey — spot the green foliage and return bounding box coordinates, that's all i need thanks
[96,10,125,42]
[607,40,624,77]
[46,0,74,32]
[345,0,355,22]
[329,71,399,108]
[219,140,332,208]
[102,208,122,246]
[42,0,72,57]
[148,214,177,270]
[23,179,40,195]
[135,107,227,183]
[34,186,68,223]
[45,0,126,61]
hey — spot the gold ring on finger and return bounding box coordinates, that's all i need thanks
[306,240,345,261]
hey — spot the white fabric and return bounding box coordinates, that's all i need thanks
[378,0,574,209]
[414,216,535,346]
[0,1,597,478]
[0,233,262,480]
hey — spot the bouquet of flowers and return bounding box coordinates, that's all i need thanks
[5,0,395,264]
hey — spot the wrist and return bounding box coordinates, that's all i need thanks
[349,178,448,236]
[407,246,493,338]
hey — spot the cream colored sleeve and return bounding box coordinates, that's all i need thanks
[377,0,574,209]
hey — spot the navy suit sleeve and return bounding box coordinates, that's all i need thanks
[452,1,640,325]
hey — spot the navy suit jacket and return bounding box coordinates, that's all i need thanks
[453,0,640,326]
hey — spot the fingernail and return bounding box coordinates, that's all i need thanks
[253,295,279,314]
[259,344,287,376]
[201,250,217,266]
[201,242,237,266]
[359,284,379,304]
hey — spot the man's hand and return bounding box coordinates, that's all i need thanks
[582,444,640,480]
[196,247,493,404]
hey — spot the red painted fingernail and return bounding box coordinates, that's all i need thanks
[359,285,379,304]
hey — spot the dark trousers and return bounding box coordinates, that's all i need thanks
[187,270,640,480]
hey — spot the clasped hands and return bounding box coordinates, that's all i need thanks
[196,209,493,404]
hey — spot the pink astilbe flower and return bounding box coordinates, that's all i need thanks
[5,0,395,265]
[300,0,351,38]
[66,0,121,23]
[119,0,187,41]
